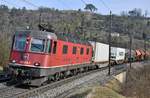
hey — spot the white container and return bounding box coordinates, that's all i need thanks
[111,47,125,61]
[89,41,109,63]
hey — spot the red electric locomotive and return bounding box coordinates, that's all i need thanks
[8,30,93,86]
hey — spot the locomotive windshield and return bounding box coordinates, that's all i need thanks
[30,38,45,52]
[14,36,26,51]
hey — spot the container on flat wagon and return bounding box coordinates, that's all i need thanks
[111,47,125,61]
[125,49,136,62]
[89,41,109,63]
[135,49,142,61]
[145,51,150,56]
[146,51,150,59]
[139,49,145,60]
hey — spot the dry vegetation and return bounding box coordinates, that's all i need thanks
[122,65,150,98]
[86,79,125,98]
[0,35,10,68]
[86,86,125,98]
[66,79,125,98]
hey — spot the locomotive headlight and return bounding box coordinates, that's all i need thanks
[34,62,40,66]
[12,60,16,63]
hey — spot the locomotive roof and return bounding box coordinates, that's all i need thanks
[15,30,57,40]
[15,30,91,46]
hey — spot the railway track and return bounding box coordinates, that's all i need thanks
[0,61,148,98]
[13,64,127,98]
[55,65,127,98]
[0,82,8,89]
[56,69,125,98]
[1,67,107,98]
[0,82,31,98]
[0,73,11,83]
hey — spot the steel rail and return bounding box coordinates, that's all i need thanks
[0,61,148,98]
[13,64,127,98]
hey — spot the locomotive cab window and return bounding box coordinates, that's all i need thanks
[14,36,26,51]
[80,47,84,55]
[63,45,68,54]
[72,47,77,54]
[30,38,45,52]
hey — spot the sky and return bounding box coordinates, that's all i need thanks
[0,0,150,16]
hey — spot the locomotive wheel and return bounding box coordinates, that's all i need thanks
[60,72,65,79]
[84,67,88,72]
[88,66,92,70]
[86,67,89,71]
[61,71,66,79]
[73,69,77,75]
[63,71,70,78]
[77,68,81,74]
[54,73,60,81]
[94,65,97,69]
[41,81,48,86]
[69,70,74,76]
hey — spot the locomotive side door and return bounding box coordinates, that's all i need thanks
[76,46,80,63]
[51,40,58,66]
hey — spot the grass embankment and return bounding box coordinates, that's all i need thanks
[86,86,124,98]
[122,64,150,98]
[86,79,125,98]
[67,79,125,98]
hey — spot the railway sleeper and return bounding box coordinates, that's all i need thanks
[28,77,48,87]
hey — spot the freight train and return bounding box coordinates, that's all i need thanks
[6,30,150,86]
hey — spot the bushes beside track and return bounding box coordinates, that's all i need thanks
[66,79,125,98]
[0,36,10,68]
[122,64,150,98]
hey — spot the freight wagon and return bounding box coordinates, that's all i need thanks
[89,41,109,68]
[111,47,125,64]
[125,49,136,62]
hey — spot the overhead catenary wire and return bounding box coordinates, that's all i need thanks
[59,0,71,10]
[98,0,111,11]
[19,0,43,29]
[19,0,39,8]
[80,0,87,5]
[97,0,112,75]
[1,0,21,8]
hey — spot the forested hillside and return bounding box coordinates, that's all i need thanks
[0,5,150,67]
